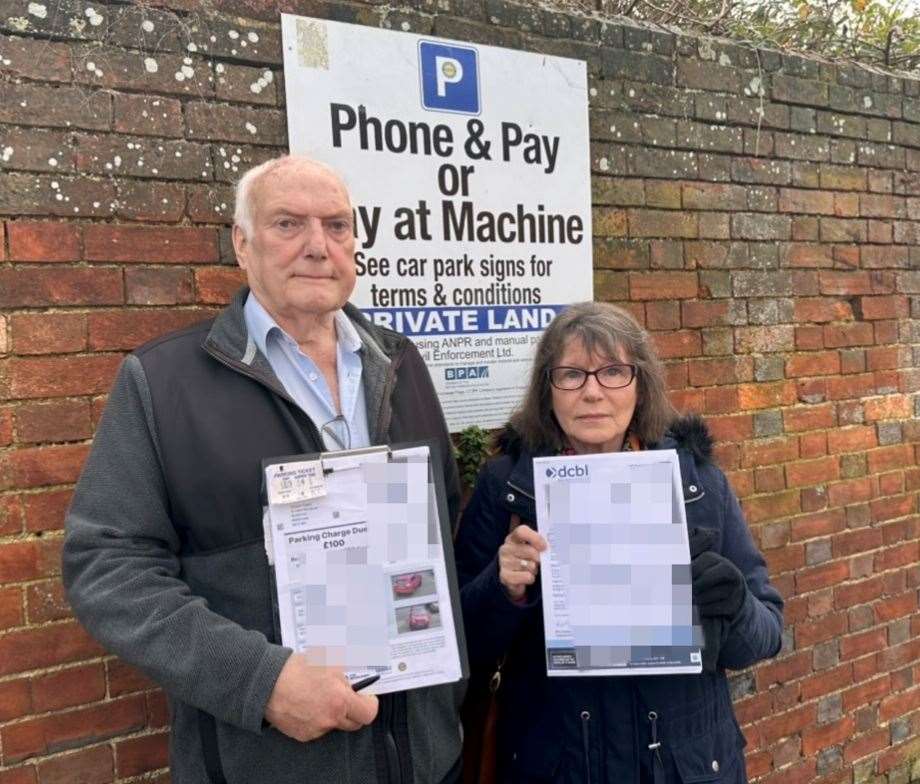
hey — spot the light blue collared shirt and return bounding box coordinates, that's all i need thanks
[244,293,371,450]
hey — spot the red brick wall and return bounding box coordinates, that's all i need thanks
[0,2,918,782]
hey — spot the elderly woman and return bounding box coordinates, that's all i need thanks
[455,302,783,784]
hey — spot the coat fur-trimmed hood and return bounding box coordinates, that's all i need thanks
[495,413,714,463]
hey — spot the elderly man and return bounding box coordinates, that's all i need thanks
[63,156,463,783]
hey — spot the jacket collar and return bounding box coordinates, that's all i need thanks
[202,287,407,444]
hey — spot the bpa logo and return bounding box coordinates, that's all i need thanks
[418,41,480,115]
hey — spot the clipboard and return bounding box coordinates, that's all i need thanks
[261,441,469,695]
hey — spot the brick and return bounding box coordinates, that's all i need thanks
[125,267,195,306]
[87,310,207,352]
[786,456,839,488]
[185,101,286,146]
[84,225,218,263]
[115,180,187,223]
[74,134,210,182]
[651,330,701,359]
[2,443,90,489]
[827,426,877,454]
[828,477,874,507]
[604,50,672,85]
[10,313,87,356]
[36,745,114,784]
[797,612,847,647]
[879,687,920,722]
[627,147,697,179]
[31,664,106,713]
[15,401,92,445]
[731,213,791,241]
[820,164,867,190]
[778,188,835,214]
[113,93,184,138]
[594,239,650,270]
[0,267,123,308]
[824,322,874,348]
[107,661,156,697]
[0,173,116,218]
[743,490,801,524]
[794,297,853,323]
[195,267,246,305]
[0,583,23,630]
[116,732,169,778]
[0,622,102,677]
[738,381,796,410]
[783,404,835,433]
[6,355,122,400]
[186,184,235,224]
[735,325,795,354]
[0,33,71,82]
[7,222,81,262]
[0,83,111,131]
[773,74,828,106]
[796,559,851,594]
[781,242,834,268]
[215,62,279,106]
[593,208,627,236]
[2,695,145,763]
[803,716,855,755]
[844,728,889,764]
[681,182,746,211]
[861,295,909,320]
[26,578,71,623]
[627,209,696,238]
[628,272,697,301]
[786,351,840,378]
[0,127,74,175]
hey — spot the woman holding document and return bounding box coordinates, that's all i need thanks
[456,302,783,784]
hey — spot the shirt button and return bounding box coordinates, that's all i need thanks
[712,760,719,772]
[506,493,515,503]
[308,373,318,382]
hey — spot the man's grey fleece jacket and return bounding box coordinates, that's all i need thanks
[62,289,465,784]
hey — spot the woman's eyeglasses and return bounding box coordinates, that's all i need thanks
[548,364,637,391]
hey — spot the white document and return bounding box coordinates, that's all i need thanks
[264,445,466,694]
[534,450,702,677]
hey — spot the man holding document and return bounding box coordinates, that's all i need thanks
[456,302,783,784]
[63,156,463,784]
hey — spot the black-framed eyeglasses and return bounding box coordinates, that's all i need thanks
[548,364,637,391]
[321,415,351,451]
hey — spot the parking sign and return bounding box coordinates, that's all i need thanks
[418,41,480,115]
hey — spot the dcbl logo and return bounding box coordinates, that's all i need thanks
[418,41,480,115]
[545,465,589,479]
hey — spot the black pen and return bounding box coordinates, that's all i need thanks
[351,674,380,692]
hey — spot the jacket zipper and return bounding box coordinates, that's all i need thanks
[580,710,592,784]
[507,480,534,501]
[648,711,664,784]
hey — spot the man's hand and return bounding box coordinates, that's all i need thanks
[498,524,547,601]
[264,655,379,742]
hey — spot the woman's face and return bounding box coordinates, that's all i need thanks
[550,339,638,455]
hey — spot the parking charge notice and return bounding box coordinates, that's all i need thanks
[281,15,593,430]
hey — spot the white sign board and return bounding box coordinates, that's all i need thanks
[281,15,592,431]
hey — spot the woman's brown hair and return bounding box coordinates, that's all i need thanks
[508,301,676,453]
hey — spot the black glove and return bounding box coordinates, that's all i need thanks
[691,551,747,619]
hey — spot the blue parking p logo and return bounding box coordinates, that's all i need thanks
[418,41,480,115]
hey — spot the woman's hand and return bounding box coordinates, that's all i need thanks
[498,524,548,601]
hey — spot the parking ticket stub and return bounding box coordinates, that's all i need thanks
[265,460,327,505]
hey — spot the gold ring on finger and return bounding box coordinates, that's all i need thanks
[520,558,529,570]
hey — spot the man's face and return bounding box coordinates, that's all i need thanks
[233,163,356,323]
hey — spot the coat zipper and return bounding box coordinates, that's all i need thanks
[507,480,534,501]
[648,711,664,784]
[580,710,592,784]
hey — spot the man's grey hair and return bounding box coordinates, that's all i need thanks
[233,155,349,238]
